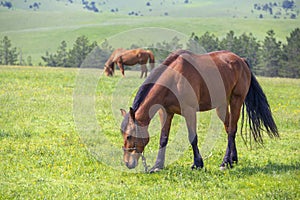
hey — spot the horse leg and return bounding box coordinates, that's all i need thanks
[216,104,232,166]
[140,65,144,78]
[220,95,244,169]
[184,110,203,169]
[117,62,125,77]
[150,110,174,173]
[140,64,147,78]
[144,64,148,78]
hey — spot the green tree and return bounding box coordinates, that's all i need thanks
[42,41,68,67]
[197,31,220,52]
[219,30,239,52]
[66,36,97,68]
[41,51,57,67]
[186,32,204,53]
[235,33,261,69]
[259,30,283,77]
[0,36,18,65]
[27,56,33,66]
[100,39,113,52]
[42,37,97,68]
[153,36,183,63]
[56,41,68,67]
[187,32,220,53]
[281,28,300,78]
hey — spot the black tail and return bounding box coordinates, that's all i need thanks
[241,66,279,144]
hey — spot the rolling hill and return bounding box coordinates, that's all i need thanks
[0,0,299,64]
[2,0,299,18]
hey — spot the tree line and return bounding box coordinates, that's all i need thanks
[41,36,98,68]
[0,28,299,78]
[186,28,300,78]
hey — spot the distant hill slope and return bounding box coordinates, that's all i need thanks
[0,0,299,64]
[1,0,299,19]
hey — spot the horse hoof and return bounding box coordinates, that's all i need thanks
[149,167,162,173]
[191,164,203,170]
[220,166,227,171]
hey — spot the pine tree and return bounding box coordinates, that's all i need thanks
[235,33,261,70]
[259,30,283,77]
[219,30,238,52]
[66,36,97,68]
[198,31,220,53]
[281,28,300,78]
[56,41,68,67]
[41,51,57,67]
[0,36,18,65]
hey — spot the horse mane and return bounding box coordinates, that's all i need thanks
[131,50,185,112]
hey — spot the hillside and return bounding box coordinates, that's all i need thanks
[0,0,299,64]
[1,0,299,18]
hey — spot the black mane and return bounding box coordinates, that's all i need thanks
[131,83,155,112]
[131,50,184,112]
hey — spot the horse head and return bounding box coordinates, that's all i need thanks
[120,108,149,169]
[104,65,114,76]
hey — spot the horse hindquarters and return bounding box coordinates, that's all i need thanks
[220,94,245,169]
[220,60,251,169]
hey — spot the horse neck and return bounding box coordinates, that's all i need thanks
[135,85,167,127]
[106,50,119,66]
[105,58,113,67]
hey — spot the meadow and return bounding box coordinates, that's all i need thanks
[1,8,300,64]
[0,66,299,199]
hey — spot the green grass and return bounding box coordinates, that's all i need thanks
[0,66,299,199]
[1,7,299,64]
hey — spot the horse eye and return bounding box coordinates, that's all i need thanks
[127,135,132,140]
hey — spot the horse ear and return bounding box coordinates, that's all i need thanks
[129,107,135,121]
[120,109,127,117]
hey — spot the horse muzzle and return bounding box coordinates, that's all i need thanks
[124,152,140,169]
[125,159,138,169]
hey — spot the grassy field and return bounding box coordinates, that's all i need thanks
[1,2,300,64]
[0,66,299,199]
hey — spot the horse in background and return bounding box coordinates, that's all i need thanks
[104,48,155,78]
[103,48,126,77]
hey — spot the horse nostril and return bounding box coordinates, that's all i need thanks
[125,160,136,169]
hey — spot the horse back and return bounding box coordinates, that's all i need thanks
[109,48,126,63]
[166,50,251,110]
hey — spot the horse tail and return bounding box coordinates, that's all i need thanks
[241,60,279,144]
[146,50,155,70]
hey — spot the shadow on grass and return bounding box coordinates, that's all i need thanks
[232,161,300,176]
[156,160,300,180]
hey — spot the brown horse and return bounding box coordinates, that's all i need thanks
[120,50,278,172]
[104,48,155,78]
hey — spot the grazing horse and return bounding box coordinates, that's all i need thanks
[104,48,126,77]
[120,50,278,172]
[104,48,155,78]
